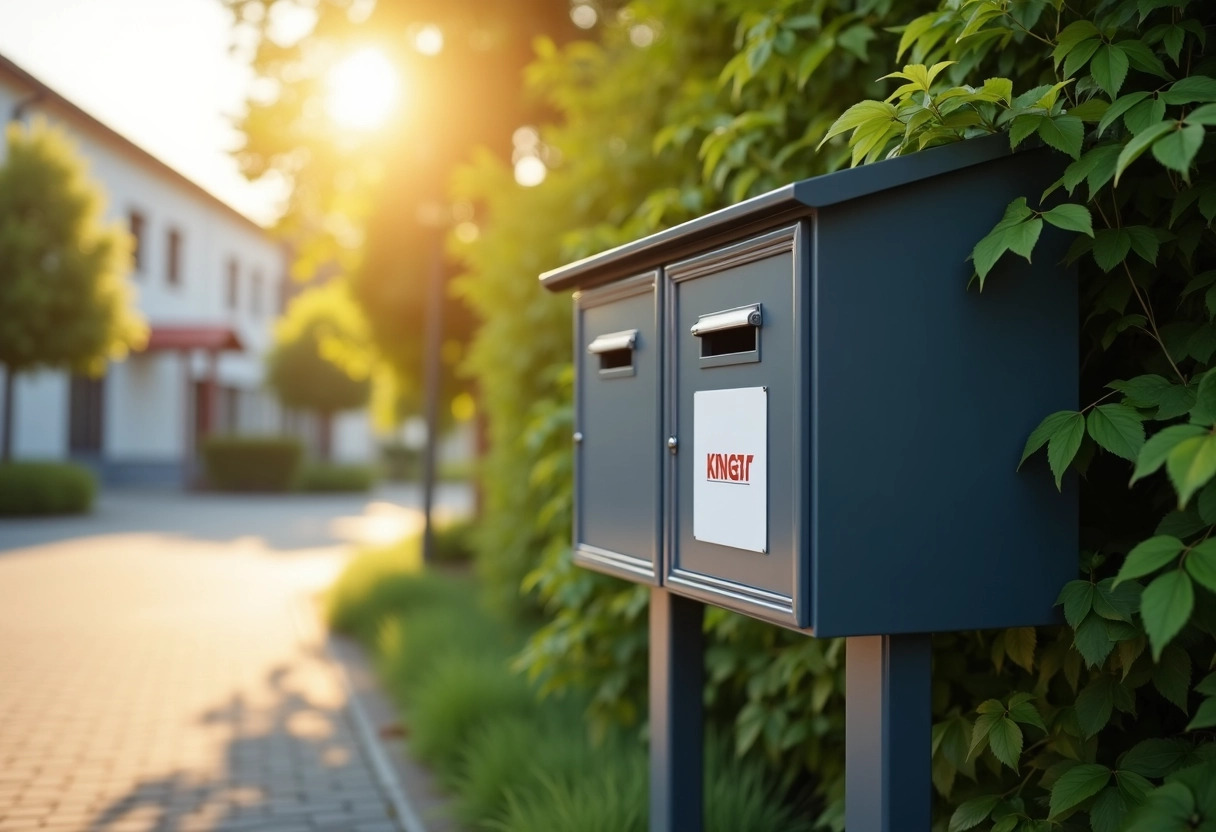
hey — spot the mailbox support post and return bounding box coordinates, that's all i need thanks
[845,634,932,832]
[649,588,704,832]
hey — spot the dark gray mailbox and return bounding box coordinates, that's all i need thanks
[574,270,662,582]
[544,134,1077,832]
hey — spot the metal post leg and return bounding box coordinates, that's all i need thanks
[420,230,444,565]
[650,588,704,832]
[845,633,932,832]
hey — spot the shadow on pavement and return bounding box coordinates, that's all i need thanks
[85,658,399,832]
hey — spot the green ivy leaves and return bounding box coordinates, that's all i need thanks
[1140,571,1194,660]
[1115,536,1183,585]
[968,695,1043,772]
[971,200,1093,286]
[1020,402,1143,489]
[1110,77,1216,184]
[1050,763,1111,818]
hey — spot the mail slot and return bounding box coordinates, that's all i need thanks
[545,134,1078,636]
[573,271,662,582]
[667,227,800,621]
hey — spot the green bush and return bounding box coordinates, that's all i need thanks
[295,462,376,492]
[431,518,476,565]
[380,443,416,481]
[201,436,302,492]
[0,461,96,516]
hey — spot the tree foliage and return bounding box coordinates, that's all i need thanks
[265,281,370,416]
[455,0,1216,827]
[223,0,574,404]
[0,119,145,459]
[0,120,144,374]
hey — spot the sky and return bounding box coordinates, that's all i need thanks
[0,0,293,226]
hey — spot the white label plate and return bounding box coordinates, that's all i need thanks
[692,386,767,553]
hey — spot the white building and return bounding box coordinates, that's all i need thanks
[0,53,372,484]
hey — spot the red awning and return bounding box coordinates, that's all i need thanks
[141,326,244,352]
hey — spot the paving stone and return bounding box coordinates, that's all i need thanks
[0,507,405,832]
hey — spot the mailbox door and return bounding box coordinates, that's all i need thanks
[575,272,662,583]
[665,225,809,627]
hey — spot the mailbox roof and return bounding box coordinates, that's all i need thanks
[540,132,1013,292]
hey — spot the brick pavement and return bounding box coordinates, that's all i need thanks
[0,513,408,832]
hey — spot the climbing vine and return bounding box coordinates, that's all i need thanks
[825,0,1216,827]
[456,0,1216,828]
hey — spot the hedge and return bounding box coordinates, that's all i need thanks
[0,461,96,516]
[295,462,377,492]
[201,436,302,492]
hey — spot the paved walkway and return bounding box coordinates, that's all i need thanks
[0,486,469,832]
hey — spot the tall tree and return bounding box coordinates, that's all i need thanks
[265,281,371,460]
[222,0,575,400]
[0,120,146,461]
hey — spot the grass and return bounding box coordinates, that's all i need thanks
[327,535,814,831]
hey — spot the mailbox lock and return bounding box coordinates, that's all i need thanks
[667,436,678,454]
[573,432,584,444]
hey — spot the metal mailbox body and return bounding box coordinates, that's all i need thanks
[574,271,663,582]
[547,134,1078,637]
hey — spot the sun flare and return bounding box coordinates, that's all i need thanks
[325,47,400,132]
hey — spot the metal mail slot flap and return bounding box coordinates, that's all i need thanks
[587,329,638,353]
[690,304,762,336]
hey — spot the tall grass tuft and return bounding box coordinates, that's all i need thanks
[375,606,517,703]
[407,651,536,775]
[327,540,813,830]
[326,540,462,642]
[450,702,603,825]
[489,743,648,832]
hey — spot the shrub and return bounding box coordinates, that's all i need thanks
[381,443,416,481]
[0,461,95,516]
[431,518,476,565]
[295,462,376,492]
[201,436,302,492]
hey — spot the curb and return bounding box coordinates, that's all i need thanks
[289,594,429,832]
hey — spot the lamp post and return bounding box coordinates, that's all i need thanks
[416,200,449,565]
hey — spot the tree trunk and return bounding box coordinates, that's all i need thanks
[318,411,332,462]
[1,367,14,463]
[473,384,487,519]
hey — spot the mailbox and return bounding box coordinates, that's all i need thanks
[574,271,663,582]
[545,133,1077,637]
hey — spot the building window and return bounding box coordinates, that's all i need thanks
[128,210,145,274]
[252,269,263,317]
[226,258,239,310]
[166,228,182,286]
